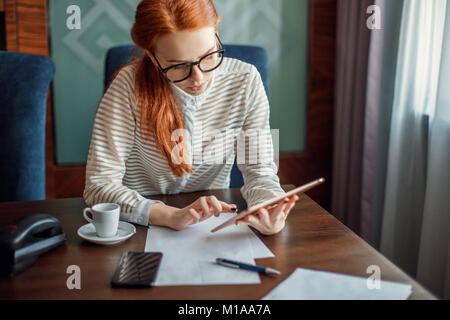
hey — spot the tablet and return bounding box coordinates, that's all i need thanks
[210,177,325,233]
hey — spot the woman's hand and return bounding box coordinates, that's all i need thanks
[169,195,237,231]
[235,194,299,235]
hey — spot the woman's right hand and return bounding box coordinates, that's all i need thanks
[169,195,237,231]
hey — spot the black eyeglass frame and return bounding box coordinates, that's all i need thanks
[152,34,225,83]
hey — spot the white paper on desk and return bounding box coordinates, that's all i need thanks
[249,233,275,258]
[145,213,273,286]
[262,268,412,300]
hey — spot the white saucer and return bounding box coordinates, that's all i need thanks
[77,221,136,245]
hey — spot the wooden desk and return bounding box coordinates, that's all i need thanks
[0,186,435,299]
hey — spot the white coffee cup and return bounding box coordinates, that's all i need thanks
[83,203,120,238]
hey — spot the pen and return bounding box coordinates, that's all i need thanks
[216,258,281,276]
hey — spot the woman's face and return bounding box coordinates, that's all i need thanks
[154,27,218,96]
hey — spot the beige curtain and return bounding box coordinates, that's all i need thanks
[381,0,450,298]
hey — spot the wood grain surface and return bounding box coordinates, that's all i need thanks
[0,186,435,300]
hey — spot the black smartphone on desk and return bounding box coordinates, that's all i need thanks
[111,251,162,288]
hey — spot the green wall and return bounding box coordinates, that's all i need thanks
[49,0,308,165]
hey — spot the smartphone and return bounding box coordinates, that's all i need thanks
[111,251,162,288]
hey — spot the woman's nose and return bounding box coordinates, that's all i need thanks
[190,65,204,83]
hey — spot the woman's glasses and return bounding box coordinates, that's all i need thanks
[153,34,225,83]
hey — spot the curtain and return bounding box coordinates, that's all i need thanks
[366,0,404,249]
[380,0,446,276]
[379,0,450,299]
[381,0,450,298]
[333,0,450,298]
[332,0,373,237]
[332,0,403,243]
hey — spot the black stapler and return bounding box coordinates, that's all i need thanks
[0,213,66,277]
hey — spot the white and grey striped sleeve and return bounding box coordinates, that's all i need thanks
[83,67,162,226]
[237,66,286,208]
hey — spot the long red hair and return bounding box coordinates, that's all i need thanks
[129,0,220,178]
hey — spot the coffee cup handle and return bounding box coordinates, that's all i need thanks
[83,208,94,224]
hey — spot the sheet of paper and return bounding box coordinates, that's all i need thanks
[249,233,275,258]
[262,268,412,300]
[210,214,274,258]
[145,213,273,286]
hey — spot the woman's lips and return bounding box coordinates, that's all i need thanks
[188,83,205,91]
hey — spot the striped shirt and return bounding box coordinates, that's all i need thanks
[83,57,286,226]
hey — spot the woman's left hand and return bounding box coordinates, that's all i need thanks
[235,194,299,235]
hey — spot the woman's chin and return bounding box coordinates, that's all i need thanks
[184,88,204,96]
[183,81,209,95]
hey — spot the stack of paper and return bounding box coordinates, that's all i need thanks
[262,268,412,300]
[145,213,274,286]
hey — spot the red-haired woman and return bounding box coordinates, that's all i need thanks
[83,0,299,235]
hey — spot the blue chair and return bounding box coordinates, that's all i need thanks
[0,52,55,201]
[104,44,270,188]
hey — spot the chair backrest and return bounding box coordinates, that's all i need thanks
[104,44,270,188]
[0,52,55,201]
